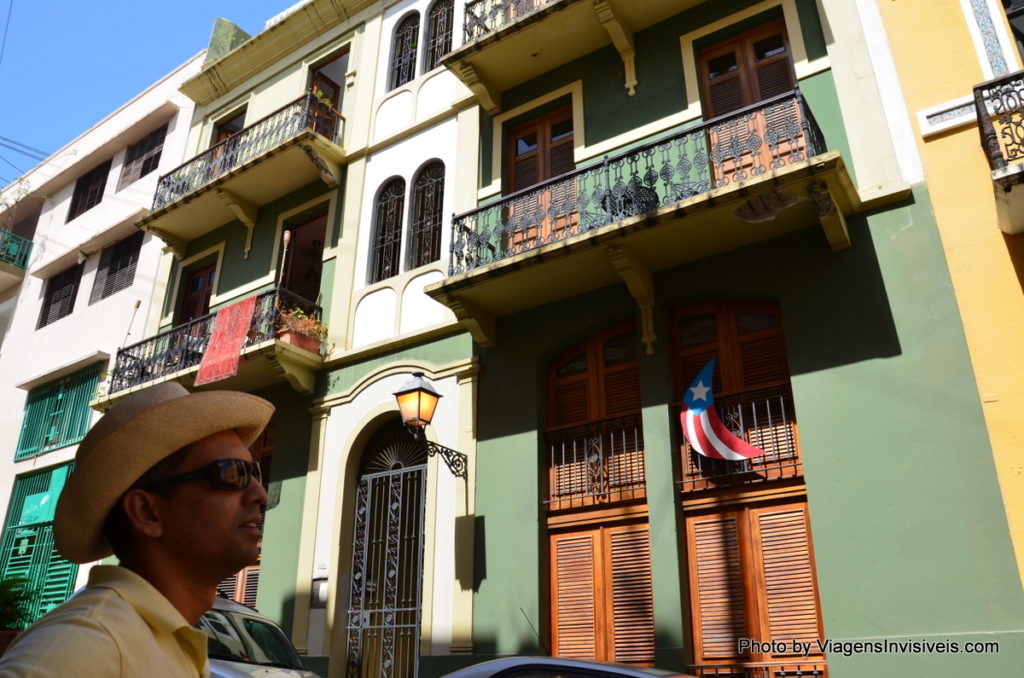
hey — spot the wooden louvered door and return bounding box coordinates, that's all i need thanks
[699,21,800,186]
[507,107,576,253]
[551,522,655,664]
[686,501,824,669]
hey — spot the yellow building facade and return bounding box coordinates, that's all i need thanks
[877,0,1024,582]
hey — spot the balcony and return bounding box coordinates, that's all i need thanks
[447,0,698,112]
[674,384,801,497]
[975,69,1024,233]
[0,229,32,293]
[103,287,323,403]
[689,661,827,678]
[426,92,858,347]
[544,412,646,513]
[137,93,346,255]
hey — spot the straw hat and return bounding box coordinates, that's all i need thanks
[54,382,274,564]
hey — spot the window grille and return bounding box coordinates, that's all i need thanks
[117,123,168,190]
[409,162,444,269]
[424,0,454,72]
[90,231,143,303]
[67,159,112,221]
[369,179,406,283]
[37,264,84,329]
[390,13,420,90]
[15,363,101,460]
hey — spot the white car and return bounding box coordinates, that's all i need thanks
[440,657,696,678]
[197,596,321,678]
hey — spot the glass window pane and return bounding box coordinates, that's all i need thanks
[678,314,717,346]
[707,52,738,79]
[604,329,638,366]
[516,132,538,155]
[556,352,587,378]
[754,34,786,60]
[736,312,779,335]
[551,118,573,142]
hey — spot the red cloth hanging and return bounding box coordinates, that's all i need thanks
[194,296,257,386]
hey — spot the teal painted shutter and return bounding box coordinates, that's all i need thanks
[0,464,79,622]
[15,363,101,460]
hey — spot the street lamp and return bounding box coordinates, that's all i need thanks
[393,372,468,479]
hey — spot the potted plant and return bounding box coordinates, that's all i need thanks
[0,576,36,656]
[275,307,328,354]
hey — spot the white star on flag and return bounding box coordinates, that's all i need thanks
[689,380,711,401]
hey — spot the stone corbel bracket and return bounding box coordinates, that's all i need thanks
[216,188,258,259]
[144,226,187,260]
[607,244,656,355]
[455,61,500,115]
[594,0,638,96]
[301,144,343,188]
[807,180,851,252]
[433,291,496,347]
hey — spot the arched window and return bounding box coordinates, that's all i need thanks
[424,0,454,72]
[408,161,445,269]
[369,179,406,283]
[389,13,420,90]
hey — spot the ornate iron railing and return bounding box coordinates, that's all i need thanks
[108,286,321,394]
[675,384,801,493]
[974,69,1024,172]
[690,662,827,678]
[464,0,555,42]
[544,412,646,509]
[449,90,825,276]
[152,93,343,209]
[0,229,32,269]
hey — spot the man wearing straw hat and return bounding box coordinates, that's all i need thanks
[0,382,273,677]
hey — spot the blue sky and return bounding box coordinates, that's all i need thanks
[0,1,293,187]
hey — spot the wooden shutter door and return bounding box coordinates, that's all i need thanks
[551,530,599,658]
[607,524,655,664]
[687,513,747,663]
[751,503,822,656]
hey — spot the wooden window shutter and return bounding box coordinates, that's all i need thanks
[607,525,655,663]
[241,566,260,607]
[602,368,640,418]
[551,531,599,658]
[753,504,822,654]
[688,514,747,662]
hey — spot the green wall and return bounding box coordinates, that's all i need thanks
[469,184,1024,676]
[254,383,314,633]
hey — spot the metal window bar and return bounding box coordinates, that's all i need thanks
[974,68,1024,171]
[425,0,454,71]
[463,0,554,42]
[675,384,801,493]
[108,286,321,394]
[409,162,444,269]
[544,412,645,506]
[689,664,827,678]
[15,364,100,460]
[152,93,343,210]
[370,180,406,282]
[0,229,33,269]
[449,90,825,276]
[390,14,420,90]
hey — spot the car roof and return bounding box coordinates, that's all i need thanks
[209,595,261,616]
[441,657,694,678]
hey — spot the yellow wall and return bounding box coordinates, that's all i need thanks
[877,0,1024,583]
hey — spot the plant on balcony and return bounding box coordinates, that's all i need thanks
[0,576,36,654]
[312,88,334,108]
[276,306,328,353]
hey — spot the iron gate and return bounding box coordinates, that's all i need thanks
[346,427,428,678]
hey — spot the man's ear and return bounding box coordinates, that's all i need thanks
[121,489,165,539]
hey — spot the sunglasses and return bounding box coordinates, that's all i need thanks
[145,458,262,492]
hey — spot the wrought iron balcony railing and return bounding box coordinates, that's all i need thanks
[109,286,321,394]
[449,90,825,276]
[690,661,827,678]
[464,0,555,42]
[0,229,32,270]
[152,93,343,210]
[675,384,801,493]
[975,69,1024,173]
[544,412,646,510]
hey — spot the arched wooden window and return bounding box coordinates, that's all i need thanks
[424,0,454,72]
[369,179,406,283]
[408,161,445,269]
[545,322,654,665]
[390,13,420,90]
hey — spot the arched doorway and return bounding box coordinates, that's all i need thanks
[345,419,429,678]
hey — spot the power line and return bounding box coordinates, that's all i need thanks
[0,0,13,70]
[0,135,46,157]
[0,151,23,174]
[0,140,42,161]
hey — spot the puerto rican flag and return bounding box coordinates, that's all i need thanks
[681,357,766,461]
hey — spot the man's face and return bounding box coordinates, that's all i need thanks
[155,429,268,584]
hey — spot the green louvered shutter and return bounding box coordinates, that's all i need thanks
[0,464,78,622]
[15,363,101,460]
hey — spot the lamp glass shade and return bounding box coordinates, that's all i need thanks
[394,373,442,427]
